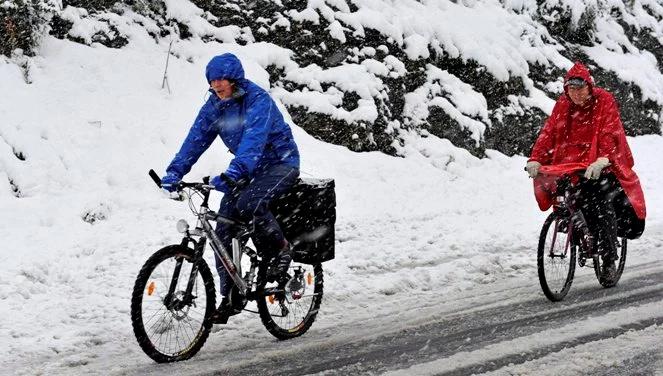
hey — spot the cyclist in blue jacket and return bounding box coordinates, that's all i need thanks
[161,53,300,323]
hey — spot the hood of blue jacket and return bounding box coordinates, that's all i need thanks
[205,53,245,83]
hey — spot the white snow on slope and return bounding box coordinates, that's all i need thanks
[51,0,663,145]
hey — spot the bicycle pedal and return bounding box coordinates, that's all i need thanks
[230,306,243,315]
[266,273,290,284]
[210,311,230,324]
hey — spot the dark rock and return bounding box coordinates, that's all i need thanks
[7,0,663,158]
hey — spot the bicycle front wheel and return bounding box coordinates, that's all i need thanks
[538,213,576,302]
[257,261,324,340]
[131,245,216,363]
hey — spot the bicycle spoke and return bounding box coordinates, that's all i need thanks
[139,256,209,356]
[545,227,570,292]
[269,277,313,328]
[537,213,577,302]
[131,245,217,362]
[143,305,169,328]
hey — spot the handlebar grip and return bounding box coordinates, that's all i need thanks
[220,173,236,187]
[149,169,162,188]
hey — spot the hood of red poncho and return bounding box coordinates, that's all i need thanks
[563,61,595,97]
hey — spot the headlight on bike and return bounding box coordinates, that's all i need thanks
[176,219,189,234]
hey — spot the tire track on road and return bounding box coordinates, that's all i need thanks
[206,267,663,376]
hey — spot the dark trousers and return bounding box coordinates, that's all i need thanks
[577,174,620,261]
[214,164,299,296]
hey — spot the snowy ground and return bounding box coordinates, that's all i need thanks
[1,36,661,375]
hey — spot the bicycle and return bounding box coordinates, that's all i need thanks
[131,169,335,363]
[535,166,627,302]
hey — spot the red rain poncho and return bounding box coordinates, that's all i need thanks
[528,62,646,219]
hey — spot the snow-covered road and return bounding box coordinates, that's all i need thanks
[130,259,661,376]
[90,257,663,375]
[222,262,663,376]
[15,252,660,376]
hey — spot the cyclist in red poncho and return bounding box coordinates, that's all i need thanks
[525,61,646,278]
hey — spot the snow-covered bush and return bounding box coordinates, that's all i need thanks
[6,0,663,157]
[0,0,57,57]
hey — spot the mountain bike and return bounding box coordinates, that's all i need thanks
[131,170,335,363]
[536,167,627,302]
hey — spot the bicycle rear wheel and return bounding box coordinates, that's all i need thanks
[594,237,627,288]
[538,212,576,302]
[257,261,323,340]
[131,245,216,362]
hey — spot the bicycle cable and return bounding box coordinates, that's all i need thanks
[186,188,205,216]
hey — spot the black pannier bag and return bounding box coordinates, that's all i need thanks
[270,177,336,264]
[614,188,645,240]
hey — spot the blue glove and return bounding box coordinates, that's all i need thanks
[210,174,234,193]
[160,173,181,192]
[224,164,243,182]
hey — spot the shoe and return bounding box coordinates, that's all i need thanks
[210,297,238,324]
[266,244,293,283]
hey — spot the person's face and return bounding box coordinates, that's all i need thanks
[210,79,234,99]
[567,84,591,106]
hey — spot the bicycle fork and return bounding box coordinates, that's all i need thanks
[549,218,573,259]
[164,219,266,310]
[163,237,205,310]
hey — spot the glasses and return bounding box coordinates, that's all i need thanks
[565,77,587,88]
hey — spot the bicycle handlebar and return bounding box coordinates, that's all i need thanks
[220,173,235,187]
[149,169,214,192]
[149,169,248,226]
[149,169,163,188]
[523,166,588,177]
[221,173,250,191]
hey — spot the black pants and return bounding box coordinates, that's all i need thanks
[577,173,644,261]
[214,164,299,296]
[577,175,620,261]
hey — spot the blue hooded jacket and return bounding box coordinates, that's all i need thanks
[166,53,300,182]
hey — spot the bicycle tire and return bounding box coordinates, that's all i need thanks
[538,212,577,302]
[131,245,216,363]
[594,237,627,288]
[256,261,323,340]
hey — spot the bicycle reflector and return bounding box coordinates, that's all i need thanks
[307,273,313,285]
[176,219,189,233]
[147,281,156,296]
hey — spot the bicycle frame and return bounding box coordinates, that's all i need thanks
[535,168,627,302]
[549,175,595,262]
[198,209,250,294]
[162,182,260,310]
[148,168,295,311]
[135,170,327,361]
